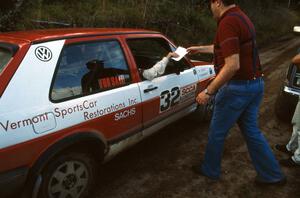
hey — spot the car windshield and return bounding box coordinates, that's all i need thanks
[0,48,12,73]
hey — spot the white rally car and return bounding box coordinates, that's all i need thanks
[0,28,215,198]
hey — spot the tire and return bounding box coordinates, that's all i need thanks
[38,152,97,198]
[275,84,298,122]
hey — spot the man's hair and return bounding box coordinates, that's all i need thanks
[211,0,235,6]
[222,0,235,6]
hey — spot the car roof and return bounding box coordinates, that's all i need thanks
[0,28,160,45]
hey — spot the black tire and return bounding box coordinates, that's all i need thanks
[275,84,298,122]
[38,152,97,198]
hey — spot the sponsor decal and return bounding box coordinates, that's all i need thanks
[180,84,196,101]
[98,75,126,89]
[0,98,139,133]
[0,113,50,132]
[54,100,98,119]
[83,102,126,120]
[83,98,138,121]
[198,68,210,78]
[35,46,53,62]
[114,108,136,121]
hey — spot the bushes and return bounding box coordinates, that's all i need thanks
[238,1,299,45]
[0,0,24,31]
[2,0,300,46]
[254,8,299,44]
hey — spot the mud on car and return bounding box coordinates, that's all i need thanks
[0,28,215,198]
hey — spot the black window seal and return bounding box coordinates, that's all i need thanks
[49,38,133,103]
[0,42,19,56]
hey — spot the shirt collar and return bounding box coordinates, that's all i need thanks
[218,6,240,24]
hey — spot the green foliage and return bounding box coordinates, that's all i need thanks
[0,0,24,31]
[2,0,300,46]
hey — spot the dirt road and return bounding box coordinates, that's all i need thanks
[93,36,300,198]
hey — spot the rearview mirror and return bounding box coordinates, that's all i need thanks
[294,26,300,34]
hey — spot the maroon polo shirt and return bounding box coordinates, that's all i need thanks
[213,6,262,80]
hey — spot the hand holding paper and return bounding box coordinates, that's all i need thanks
[172,46,188,61]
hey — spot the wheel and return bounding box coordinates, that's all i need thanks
[39,152,97,198]
[275,84,298,122]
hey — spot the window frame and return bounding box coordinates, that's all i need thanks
[0,42,19,74]
[49,38,133,103]
[0,48,13,74]
[126,37,193,81]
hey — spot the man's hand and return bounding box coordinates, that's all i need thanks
[196,90,211,105]
[187,46,201,55]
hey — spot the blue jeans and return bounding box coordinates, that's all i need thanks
[201,78,285,182]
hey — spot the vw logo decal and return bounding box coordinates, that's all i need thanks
[35,46,53,62]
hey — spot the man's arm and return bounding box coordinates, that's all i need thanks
[187,45,214,54]
[142,52,178,80]
[196,53,240,105]
[207,54,240,94]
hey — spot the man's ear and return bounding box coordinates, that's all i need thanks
[216,0,222,7]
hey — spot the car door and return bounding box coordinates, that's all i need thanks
[126,37,198,129]
[50,38,143,140]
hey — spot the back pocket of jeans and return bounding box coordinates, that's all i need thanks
[228,95,249,110]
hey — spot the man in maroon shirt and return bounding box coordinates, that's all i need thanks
[187,0,286,185]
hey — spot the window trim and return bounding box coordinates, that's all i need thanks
[0,42,19,56]
[49,38,133,103]
[125,37,192,80]
[0,42,19,74]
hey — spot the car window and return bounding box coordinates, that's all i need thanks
[51,40,131,101]
[0,48,13,73]
[126,38,191,80]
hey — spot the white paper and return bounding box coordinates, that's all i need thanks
[172,46,188,61]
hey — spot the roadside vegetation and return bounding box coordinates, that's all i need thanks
[0,0,299,46]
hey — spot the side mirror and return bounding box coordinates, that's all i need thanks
[294,26,300,34]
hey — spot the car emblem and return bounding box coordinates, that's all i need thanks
[35,46,53,62]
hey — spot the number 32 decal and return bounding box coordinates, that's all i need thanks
[160,87,180,112]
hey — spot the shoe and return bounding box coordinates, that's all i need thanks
[275,144,293,155]
[191,165,218,181]
[279,158,300,167]
[255,176,287,186]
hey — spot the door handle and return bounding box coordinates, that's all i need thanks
[144,86,158,93]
